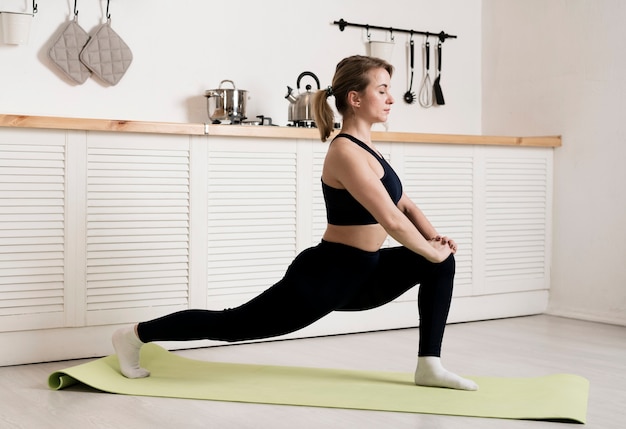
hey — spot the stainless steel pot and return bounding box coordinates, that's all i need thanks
[204,80,248,122]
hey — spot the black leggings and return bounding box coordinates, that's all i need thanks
[137,240,455,356]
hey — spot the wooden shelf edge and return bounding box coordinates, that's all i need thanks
[0,114,561,147]
[0,114,206,135]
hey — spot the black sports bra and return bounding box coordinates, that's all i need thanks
[321,133,403,225]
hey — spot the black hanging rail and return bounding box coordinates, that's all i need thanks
[333,18,456,42]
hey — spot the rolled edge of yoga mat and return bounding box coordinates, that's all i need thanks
[48,372,79,390]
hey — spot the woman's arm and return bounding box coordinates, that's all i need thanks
[398,194,457,253]
[397,194,437,240]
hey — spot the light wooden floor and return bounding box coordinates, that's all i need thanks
[1,315,624,428]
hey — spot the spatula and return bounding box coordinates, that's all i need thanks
[433,41,445,105]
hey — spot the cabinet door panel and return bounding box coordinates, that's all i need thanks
[85,133,191,325]
[0,130,66,331]
[206,139,298,309]
[483,147,552,294]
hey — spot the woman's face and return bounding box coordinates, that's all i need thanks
[357,67,394,123]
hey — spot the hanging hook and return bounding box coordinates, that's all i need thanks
[409,31,414,42]
[389,28,394,41]
[73,0,79,19]
[32,0,38,14]
[366,25,371,41]
[106,0,111,22]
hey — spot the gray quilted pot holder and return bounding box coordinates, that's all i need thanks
[79,22,133,86]
[48,20,91,84]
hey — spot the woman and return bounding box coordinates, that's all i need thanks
[113,55,477,391]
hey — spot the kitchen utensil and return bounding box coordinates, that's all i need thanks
[48,1,91,84]
[433,41,445,105]
[285,71,321,123]
[418,38,433,108]
[205,80,248,123]
[403,39,416,104]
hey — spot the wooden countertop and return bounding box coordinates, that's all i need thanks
[0,114,561,147]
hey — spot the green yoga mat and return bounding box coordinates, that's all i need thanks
[48,344,589,423]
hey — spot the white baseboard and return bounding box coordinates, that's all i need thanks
[546,306,626,327]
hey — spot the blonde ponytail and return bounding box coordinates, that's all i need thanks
[312,89,335,142]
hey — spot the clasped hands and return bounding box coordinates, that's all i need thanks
[429,235,458,254]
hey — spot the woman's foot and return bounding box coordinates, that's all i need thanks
[414,356,478,390]
[112,325,150,378]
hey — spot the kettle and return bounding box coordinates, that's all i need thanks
[285,71,321,123]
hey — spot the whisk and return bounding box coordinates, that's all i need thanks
[418,38,433,108]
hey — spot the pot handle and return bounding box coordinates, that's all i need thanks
[218,79,236,89]
[296,72,320,90]
[204,90,220,98]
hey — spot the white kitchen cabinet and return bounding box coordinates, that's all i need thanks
[0,126,554,365]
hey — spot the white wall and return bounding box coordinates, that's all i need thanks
[0,0,481,134]
[482,0,626,325]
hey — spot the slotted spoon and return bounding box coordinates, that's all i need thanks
[403,39,416,104]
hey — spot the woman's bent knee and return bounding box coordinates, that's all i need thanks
[437,253,456,276]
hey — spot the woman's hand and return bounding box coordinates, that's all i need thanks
[431,235,458,254]
[428,238,453,263]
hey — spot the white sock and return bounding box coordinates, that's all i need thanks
[112,325,150,379]
[414,356,478,391]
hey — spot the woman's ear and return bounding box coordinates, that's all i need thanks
[347,90,361,108]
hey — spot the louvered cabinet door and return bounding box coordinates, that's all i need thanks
[481,147,553,294]
[85,133,192,325]
[206,138,298,310]
[0,129,66,331]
